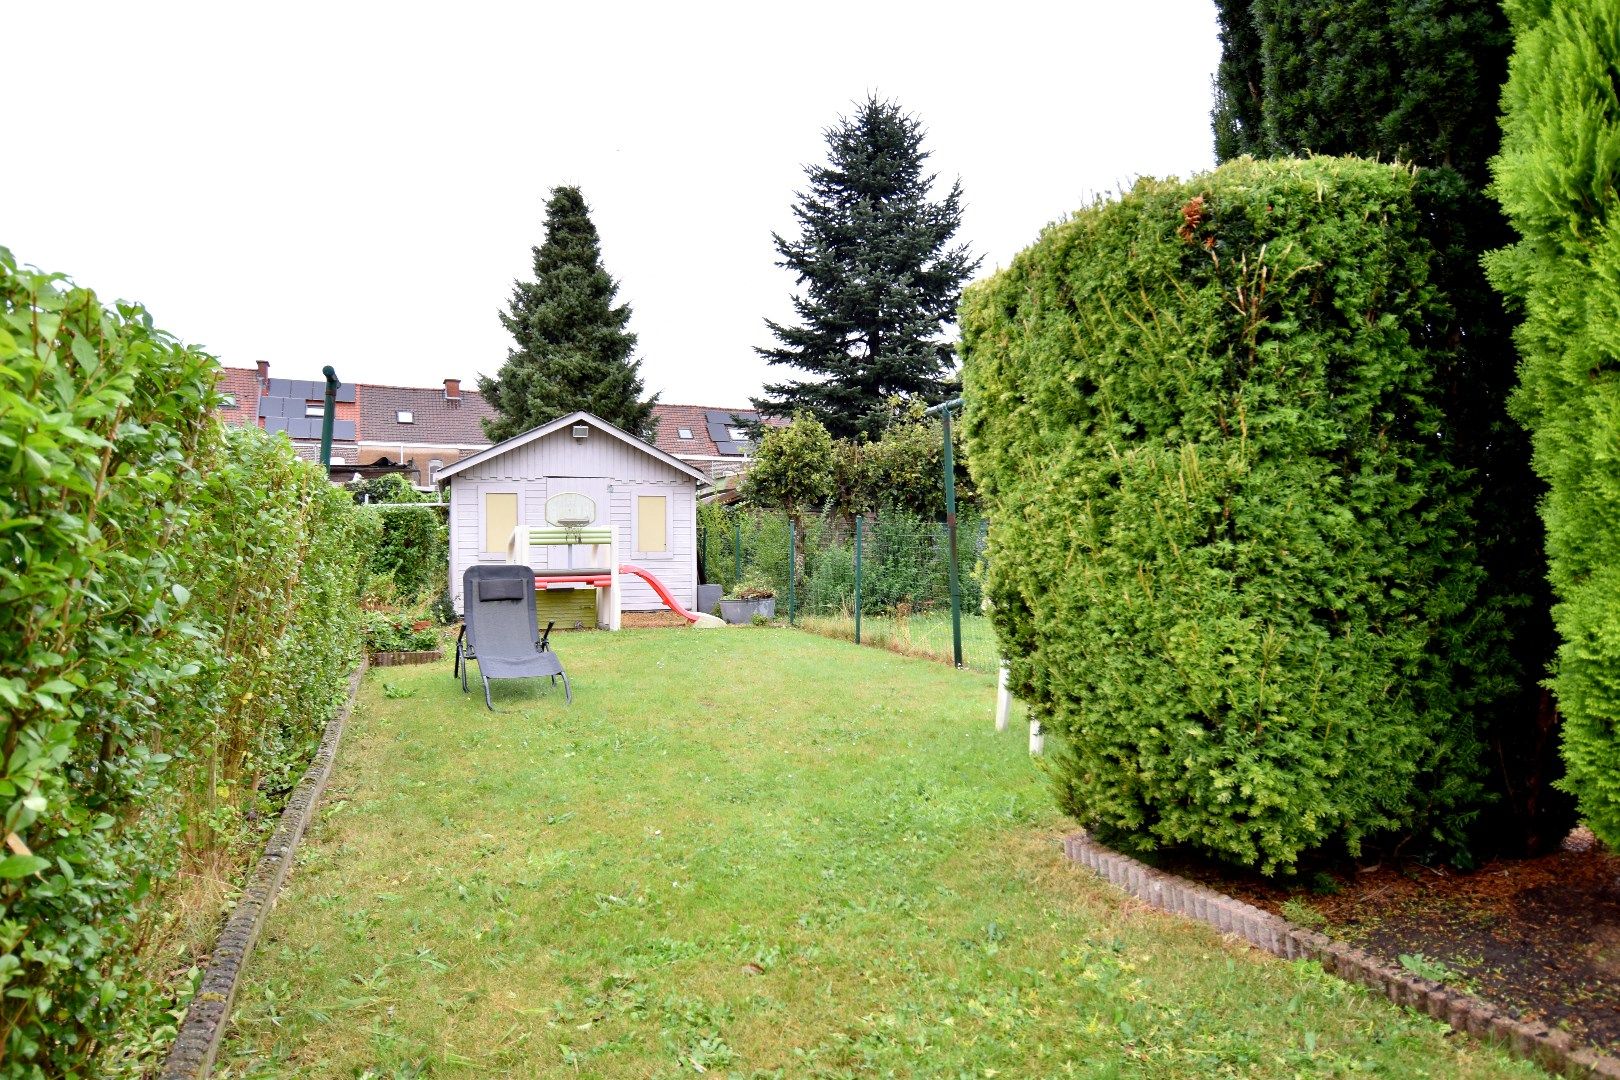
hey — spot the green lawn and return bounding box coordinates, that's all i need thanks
[217,629,1539,1079]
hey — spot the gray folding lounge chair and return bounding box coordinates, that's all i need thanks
[455,564,571,708]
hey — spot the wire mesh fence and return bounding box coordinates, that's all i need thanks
[698,505,999,672]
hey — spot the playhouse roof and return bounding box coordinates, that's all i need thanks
[432,410,711,486]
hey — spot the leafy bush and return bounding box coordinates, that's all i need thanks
[1489,0,1620,848]
[363,611,441,653]
[0,249,374,1074]
[804,539,856,613]
[350,474,447,604]
[960,158,1509,872]
[742,414,833,523]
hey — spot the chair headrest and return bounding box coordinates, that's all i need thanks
[475,577,528,602]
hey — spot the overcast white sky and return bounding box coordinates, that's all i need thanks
[6,2,1220,406]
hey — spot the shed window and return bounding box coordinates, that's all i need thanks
[677,427,693,439]
[397,410,414,423]
[636,495,668,553]
[484,492,518,554]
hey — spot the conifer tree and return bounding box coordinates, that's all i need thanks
[754,95,981,441]
[1489,0,1620,848]
[481,186,656,442]
[1210,0,1569,852]
[1211,0,1509,183]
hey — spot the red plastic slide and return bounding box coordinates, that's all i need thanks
[619,563,701,623]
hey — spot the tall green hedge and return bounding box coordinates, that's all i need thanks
[1211,0,1569,853]
[961,158,1510,872]
[1489,0,1620,847]
[0,249,375,1074]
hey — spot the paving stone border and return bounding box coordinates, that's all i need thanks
[1062,832,1619,1079]
[369,648,443,667]
[160,662,367,1080]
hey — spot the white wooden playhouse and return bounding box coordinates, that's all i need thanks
[437,411,709,620]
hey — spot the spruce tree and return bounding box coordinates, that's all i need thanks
[1210,0,1569,852]
[481,186,656,442]
[754,95,981,441]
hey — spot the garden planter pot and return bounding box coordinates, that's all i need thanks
[369,648,444,666]
[697,583,723,614]
[718,597,775,624]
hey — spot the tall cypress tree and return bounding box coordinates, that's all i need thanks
[1489,0,1620,849]
[1210,0,1570,853]
[481,186,657,442]
[754,95,981,441]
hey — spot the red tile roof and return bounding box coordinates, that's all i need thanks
[357,382,498,446]
[214,365,262,426]
[651,404,784,459]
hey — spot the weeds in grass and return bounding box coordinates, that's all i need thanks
[1281,897,1330,929]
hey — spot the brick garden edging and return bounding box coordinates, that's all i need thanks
[369,648,443,667]
[1062,832,1619,1079]
[160,662,368,1080]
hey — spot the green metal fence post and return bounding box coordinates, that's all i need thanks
[734,517,742,589]
[926,397,965,668]
[788,519,797,625]
[854,513,863,644]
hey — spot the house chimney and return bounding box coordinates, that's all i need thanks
[444,378,461,402]
[256,359,270,388]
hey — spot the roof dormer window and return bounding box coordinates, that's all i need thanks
[220,394,237,407]
[397,410,414,424]
[677,427,693,439]
[727,425,749,442]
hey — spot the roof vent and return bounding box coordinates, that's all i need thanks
[571,423,589,440]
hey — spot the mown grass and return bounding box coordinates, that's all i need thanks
[217,628,1541,1078]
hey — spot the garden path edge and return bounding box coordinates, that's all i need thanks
[1062,832,1619,1078]
[160,662,368,1080]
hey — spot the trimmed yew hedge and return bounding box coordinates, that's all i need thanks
[960,157,1510,873]
[0,249,375,1074]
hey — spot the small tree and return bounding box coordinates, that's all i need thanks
[743,414,834,526]
[754,95,981,440]
[481,186,657,442]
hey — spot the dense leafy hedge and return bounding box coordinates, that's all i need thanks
[1489,0,1620,847]
[960,158,1510,872]
[0,250,374,1074]
[349,474,448,604]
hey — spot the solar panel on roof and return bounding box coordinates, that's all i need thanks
[265,378,354,402]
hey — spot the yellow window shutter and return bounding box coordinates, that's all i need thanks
[637,495,667,552]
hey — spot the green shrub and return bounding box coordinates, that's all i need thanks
[0,249,216,1074]
[698,501,738,591]
[0,250,374,1074]
[804,539,856,614]
[1489,0,1620,848]
[960,158,1509,873]
[369,506,447,602]
[351,474,448,604]
[363,611,441,653]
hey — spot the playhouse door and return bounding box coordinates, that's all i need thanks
[541,477,610,572]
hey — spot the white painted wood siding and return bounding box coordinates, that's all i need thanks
[447,426,698,614]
